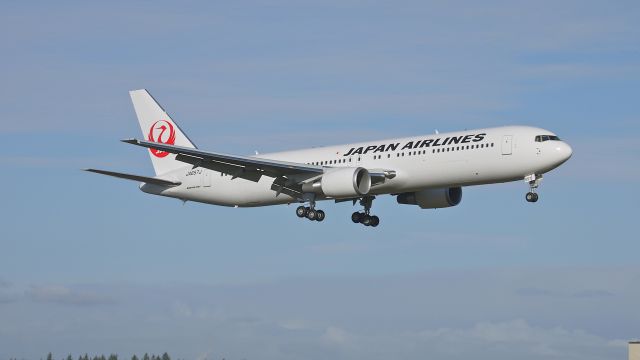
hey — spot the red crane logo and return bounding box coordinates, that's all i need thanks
[147,120,176,158]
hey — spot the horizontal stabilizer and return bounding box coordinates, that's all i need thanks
[83,168,181,186]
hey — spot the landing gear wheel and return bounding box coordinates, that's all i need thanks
[296,206,307,218]
[362,215,372,226]
[316,210,325,222]
[524,174,542,204]
[351,212,362,223]
[306,209,317,221]
[370,216,380,227]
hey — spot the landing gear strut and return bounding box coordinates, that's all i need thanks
[295,194,325,222]
[351,196,380,227]
[525,174,542,203]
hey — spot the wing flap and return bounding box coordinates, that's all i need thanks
[175,154,264,182]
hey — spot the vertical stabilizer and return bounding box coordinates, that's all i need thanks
[129,89,196,175]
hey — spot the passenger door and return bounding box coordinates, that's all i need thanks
[502,135,513,155]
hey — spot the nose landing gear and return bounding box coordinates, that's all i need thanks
[525,174,542,203]
[351,196,380,227]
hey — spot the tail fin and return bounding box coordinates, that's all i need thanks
[129,89,196,175]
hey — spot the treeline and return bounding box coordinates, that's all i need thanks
[5,353,179,360]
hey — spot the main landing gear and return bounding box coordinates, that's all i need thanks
[351,196,380,227]
[296,205,325,222]
[295,194,325,222]
[525,174,542,203]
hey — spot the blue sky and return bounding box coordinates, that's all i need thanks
[1,1,639,359]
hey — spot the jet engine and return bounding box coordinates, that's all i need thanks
[307,167,371,198]
[396,187,462,209]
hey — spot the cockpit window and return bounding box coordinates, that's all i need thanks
[535,135,561,142]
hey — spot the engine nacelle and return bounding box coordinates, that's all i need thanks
[396,187,462,209]
[319,167,371,198]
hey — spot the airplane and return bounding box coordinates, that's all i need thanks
[85,89,573,227]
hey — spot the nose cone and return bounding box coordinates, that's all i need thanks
[554,141,573,164]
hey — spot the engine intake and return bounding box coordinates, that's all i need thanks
[397,187,462,209]
[319,167,371,198]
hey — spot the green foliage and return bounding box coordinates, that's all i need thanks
[38,353,175,360]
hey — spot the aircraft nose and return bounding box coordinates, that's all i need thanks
[555,141,573,163]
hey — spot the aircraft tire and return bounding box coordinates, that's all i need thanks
[306,209,317,221]
[296,206,307,218]
[526,192,535,202]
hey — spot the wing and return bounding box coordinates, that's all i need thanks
[122,139,324,197]
[122,138,322,177]
[84,168,181,186]
[122,139,397,199]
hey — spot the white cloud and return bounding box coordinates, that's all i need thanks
[1,268,638,360]
[313,319,627,360]
[279,318,313,331]
[322,326,351,345]
[0,279,20,304]
[172,301,193,318]
[25,285,114,306]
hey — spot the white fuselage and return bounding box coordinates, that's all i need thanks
[141,126,572,207]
